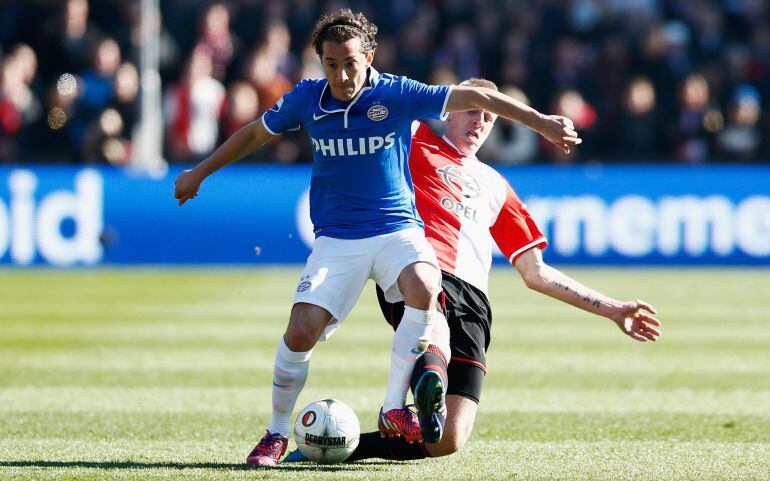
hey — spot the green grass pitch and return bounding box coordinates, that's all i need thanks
[1,268,768,480]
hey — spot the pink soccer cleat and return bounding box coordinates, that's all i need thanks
[246,430,288,467]
[378,406,422,443]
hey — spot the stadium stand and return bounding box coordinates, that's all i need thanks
[0,0,768,165]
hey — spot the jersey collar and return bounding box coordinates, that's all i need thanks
[441,134,477,162]
[318,67,381,114]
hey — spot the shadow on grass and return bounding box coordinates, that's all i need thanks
[0,460,400,472]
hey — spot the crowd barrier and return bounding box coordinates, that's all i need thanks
[0,164,768,266]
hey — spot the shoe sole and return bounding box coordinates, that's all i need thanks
[413,370,445,444]
[283,449,309,463]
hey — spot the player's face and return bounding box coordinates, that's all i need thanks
[320,38,374,101]
[445,109,497,155]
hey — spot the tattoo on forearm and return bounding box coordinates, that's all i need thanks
[549,280,602,308]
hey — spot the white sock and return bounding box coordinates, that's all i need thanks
[383,306,434,411]
[266,337,312,437]
[431,310,452,364]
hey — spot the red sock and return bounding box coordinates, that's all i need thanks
[410,343,448,392]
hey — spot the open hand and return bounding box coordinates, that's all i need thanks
[610,300,661,342]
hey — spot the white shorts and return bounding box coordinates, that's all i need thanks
[293,227,439,341]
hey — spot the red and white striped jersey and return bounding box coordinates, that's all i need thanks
[409,122,547,294]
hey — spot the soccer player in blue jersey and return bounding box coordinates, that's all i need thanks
[174,9,581,467]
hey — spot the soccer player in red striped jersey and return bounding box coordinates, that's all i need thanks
[287,78,661,462]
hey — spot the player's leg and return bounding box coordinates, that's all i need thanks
[248,302,331,467]
[387,260,443,405]
[372,229,445,441]
[397,264,452,444]
[398,260,441,309]
[247,237,372,467]
[369,272,488,457]
[284,302,333,351]
[410,300,451,443]
[343,393,479,461]
[424,393,479,456]
[341,360,485,462]
[375,282,452,444]
[425,272,489,455]
[338,326,456,463]
[288,277,487,463]
[266,303,331,440]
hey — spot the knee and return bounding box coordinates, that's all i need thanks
[402,272,439,308]
[285,305,329,351]
[447,434,467,455]
[284,323,319,352]
[429,429,468,457]
[407,281,436,307]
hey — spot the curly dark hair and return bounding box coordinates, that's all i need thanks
[312,9,378,56]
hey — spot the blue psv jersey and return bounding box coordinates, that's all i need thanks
[262,68,452,239]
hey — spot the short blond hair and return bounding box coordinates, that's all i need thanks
[458,78,498,91]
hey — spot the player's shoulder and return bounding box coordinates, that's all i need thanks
[411,122,444,153]
[376,72,408,86]
[293,78,327,97]
[486,165,523,203]
[375,71,401,84]
[374,73,425,94]
[267,78,325,120]
[474,157,506,181]
[467,157,517,198]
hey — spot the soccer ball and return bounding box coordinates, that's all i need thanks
[293,399,360,464]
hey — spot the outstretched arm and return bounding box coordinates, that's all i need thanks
[445,86,581,154]
[513,248,662,342]
[174,120,274,206]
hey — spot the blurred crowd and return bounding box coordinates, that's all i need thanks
[0,0,768,166]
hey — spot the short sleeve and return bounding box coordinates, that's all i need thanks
[489,182,547,264]
[400,77,453,121]
[261,81,309,135]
